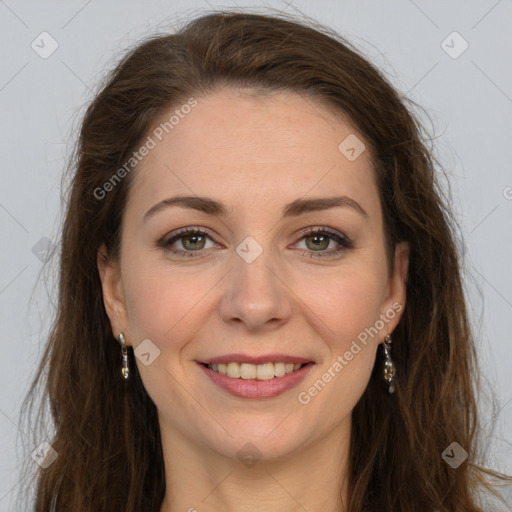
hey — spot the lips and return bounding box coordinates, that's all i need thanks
[197,353,315,399]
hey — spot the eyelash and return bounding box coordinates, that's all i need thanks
[159,226,353,259]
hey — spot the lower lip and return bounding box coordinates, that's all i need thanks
[198,363,314,399]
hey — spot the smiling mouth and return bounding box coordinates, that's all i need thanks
[203,361,307,380]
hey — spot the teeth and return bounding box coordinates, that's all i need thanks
[227,362,240,378]
[256,363,274,380]
[239,363,256,379]
[207,361,305,379]
[274,362,286,377]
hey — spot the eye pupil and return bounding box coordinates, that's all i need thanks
[307,234,329,251]
[183,234,205,249]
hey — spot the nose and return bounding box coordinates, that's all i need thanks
[218,244,293,332]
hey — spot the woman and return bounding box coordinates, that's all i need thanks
[19,9,512,512]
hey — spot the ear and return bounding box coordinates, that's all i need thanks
[97,243,131,344]
[380,240,409,336]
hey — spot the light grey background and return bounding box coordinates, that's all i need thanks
[1,0,511,509]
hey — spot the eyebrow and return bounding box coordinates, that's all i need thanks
[143,195,368,222]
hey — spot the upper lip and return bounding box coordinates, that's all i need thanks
[199,353,313,365]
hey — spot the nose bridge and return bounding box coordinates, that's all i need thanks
[220,234,292,330]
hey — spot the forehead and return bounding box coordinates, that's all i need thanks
[126,88,379,221]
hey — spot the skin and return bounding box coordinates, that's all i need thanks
[98,88,409,512]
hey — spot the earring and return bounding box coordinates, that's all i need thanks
[383,333,396,394]
[118,333,130,380]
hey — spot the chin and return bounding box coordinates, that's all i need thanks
[202,416,314,463]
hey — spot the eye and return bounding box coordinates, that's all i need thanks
[294,227,353,258]
[159,226,352,259]
[160,228,217,257]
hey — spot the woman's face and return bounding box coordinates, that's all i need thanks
[99,88,408,462]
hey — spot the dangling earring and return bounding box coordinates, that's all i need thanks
[383,333,396,394]
[118,333,130,380]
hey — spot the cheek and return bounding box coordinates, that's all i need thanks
[293,260,387,403]
[295,272,383,421]
[122,255,214,343]
[303,264,388,348]
[121,260,210,415]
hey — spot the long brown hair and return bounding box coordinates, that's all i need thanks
[18,8,511,511]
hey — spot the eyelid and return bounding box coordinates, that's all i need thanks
[295,225,351,243]
[159,226,219,250]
